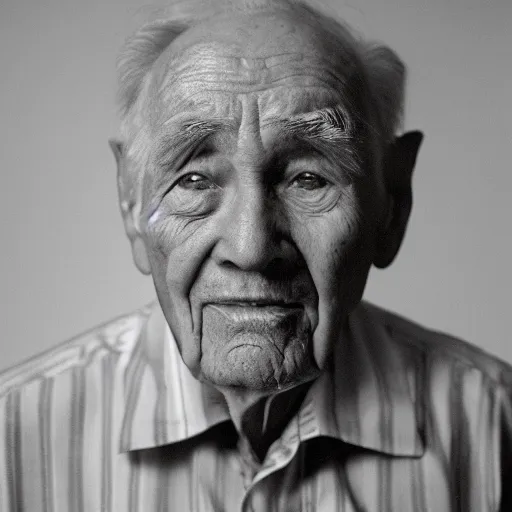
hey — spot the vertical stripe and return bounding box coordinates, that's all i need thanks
[299,444,307,512]
[462,368,489,510]
[101,355,114,512]
[5,390,22,511]
[377,455,390,512]
[345,454,380,511]
[189,443,199,512]
[339,451,359,512]
[128,365,158,448]
[425,358,452,480]
[0,397,10,512]
[120,342,146,450]
[411,458,427,512]
[215,445,226,508]
[39,378,55,512]
[156,455,169,512]
[155,382,168,446]
[50,371,73,512]
[486,384,500,509]
[137,449,163,512]
[128,450,140,512]
[111,351,134,512]
[450,362,468,511]
[198,444,219,512]
[368,342,394,455]
[331,344,360,442]
[20,381,44,512]
[68,366,85,512]
[82,355,103,512]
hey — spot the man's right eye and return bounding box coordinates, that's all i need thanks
[177,173,215,190]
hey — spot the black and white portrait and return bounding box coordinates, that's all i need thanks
[1,0,511,510]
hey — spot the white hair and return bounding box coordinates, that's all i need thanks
[116,0,406,172]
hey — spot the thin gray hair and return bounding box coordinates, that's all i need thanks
[116,0,406,173]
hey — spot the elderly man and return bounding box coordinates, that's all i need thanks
[1,0,511,510]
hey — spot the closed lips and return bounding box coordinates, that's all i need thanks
[208,301,302,307]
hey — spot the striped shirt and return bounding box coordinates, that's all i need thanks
[1,300,512,511]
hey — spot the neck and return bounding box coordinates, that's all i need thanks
[217,381,313,462]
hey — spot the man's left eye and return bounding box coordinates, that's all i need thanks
[177,173,216,190]
[291,172,328,190]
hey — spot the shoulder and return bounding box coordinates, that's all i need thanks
[361,300,512,389]
[0,304,153,399]
[360,303,512,505]
[0,304,154,510]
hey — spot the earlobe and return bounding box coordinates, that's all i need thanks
[133,237,151,275]
[109,138,151,276]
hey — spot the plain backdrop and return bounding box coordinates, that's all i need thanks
[1,0,511,372]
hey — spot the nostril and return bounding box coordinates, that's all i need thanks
[216,256,300,280]
[220,260,239,270]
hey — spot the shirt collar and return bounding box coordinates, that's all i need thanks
[119,301,424,457]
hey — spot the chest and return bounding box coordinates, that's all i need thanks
[93,437,498,512]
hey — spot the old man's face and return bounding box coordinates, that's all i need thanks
[134,9,389,392]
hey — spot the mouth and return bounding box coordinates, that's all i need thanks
[203,301,303,321]
[211,300,302,308]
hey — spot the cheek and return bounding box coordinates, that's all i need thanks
[147,204,194,256]
[145,205,211,283]
[290,187,370,294]
[289,188,374,369]
[142,207,218,373]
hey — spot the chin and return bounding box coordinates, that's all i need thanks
[197,302,320,390]
[199,339,319,392]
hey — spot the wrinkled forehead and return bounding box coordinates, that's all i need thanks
[146,9,366,127]
[164,8,360,63]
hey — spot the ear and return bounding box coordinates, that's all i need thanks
[373,130,424,269]
[109,138,151,275]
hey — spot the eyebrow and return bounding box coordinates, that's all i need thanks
[153,116,236,170]
[265,106,352,144]
[154,106,350,157]
[267,106,363,178]
[152,106,361,180]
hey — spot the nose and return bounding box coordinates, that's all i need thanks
[211,186,296,272]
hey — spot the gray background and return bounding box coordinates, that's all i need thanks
[1,0,511,372]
